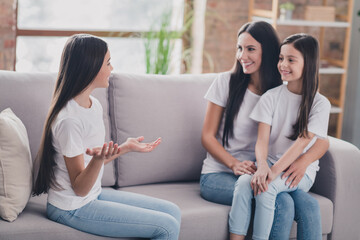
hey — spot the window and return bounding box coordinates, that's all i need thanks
[16,0,184,73]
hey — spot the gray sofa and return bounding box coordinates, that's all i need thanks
[0,70,359,240]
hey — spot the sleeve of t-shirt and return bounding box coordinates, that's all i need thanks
[53,118,84,158]
[204,72,230,107]
[307,95,331,139]
[249,90,274,126]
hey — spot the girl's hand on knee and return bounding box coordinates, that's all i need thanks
[251,166,270,196]
[282,159,307,188]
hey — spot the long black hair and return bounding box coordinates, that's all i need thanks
[33,34,108,195]
[281,34,319,140]
[222,21,282,147]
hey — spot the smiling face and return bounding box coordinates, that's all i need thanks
[236,32,262,76]
[92,50,113,88]
[278,43,304,86]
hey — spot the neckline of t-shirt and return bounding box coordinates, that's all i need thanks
[246,87,261,97]
[283,84,302,99]
[70,96,95,111]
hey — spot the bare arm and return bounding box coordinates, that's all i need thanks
[282,137,329,187]
[270,132,315,180]
[65,142,120,197]
[66,137,161,196]
[254,122,270,169]
[251,122,271,195]
[201,102,256,175]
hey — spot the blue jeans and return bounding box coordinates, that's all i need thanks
[47,189,181,240]
[200,172,321,240]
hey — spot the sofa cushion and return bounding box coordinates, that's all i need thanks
[0,71,115,187]
[0,108,32,222]
[108,72,216,187]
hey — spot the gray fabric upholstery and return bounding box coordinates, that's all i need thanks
[0,71,56,161]
[311,137,360,240]
[108,72,216,187]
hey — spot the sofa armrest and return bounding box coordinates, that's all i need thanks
[311,136,360,240]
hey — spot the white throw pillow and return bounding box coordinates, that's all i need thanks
[0,108,32,222]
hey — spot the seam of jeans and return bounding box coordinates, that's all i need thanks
[69,212,172,239]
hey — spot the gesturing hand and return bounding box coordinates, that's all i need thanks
[124,136,161,153]
[86,141,121,161]
[231,160,257,176]
[251,165,271,196]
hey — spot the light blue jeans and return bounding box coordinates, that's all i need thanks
[229,168,314,240]
[47,189,181,240]
[200,172,321,240]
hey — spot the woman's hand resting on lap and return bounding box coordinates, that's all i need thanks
[231,160,257,176]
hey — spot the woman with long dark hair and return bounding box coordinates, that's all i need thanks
[200,22,328,239]
[33,34,181,240]
[229,33,330,240]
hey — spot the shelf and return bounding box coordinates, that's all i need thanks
[319,67,346,74]
[252,16,350,28]
[330,105,342,114]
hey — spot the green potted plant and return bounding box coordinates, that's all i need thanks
[279,2,295,20]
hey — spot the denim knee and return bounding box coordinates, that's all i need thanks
[269,193,295,240]
[291,190,320,222]
[152,213,180,240]
[275,192,295,221]
[165,202,181,225]
[234,174,252,192]
[200,173,237,206]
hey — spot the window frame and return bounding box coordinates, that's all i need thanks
[15,0,189,72]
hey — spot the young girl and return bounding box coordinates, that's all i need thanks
[229,33,331,240]
[33,34,181,240]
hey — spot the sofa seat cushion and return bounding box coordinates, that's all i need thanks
[0,183,333,240]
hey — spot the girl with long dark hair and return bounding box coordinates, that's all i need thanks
[33,34,181,240]
[229,33,331,240]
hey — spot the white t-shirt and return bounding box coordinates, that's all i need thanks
[201,72,261,174]
[48,96,105,210]
[250,84,331,182]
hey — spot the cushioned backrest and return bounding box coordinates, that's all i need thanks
[108,72,216,187]
[0,70,114,186]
